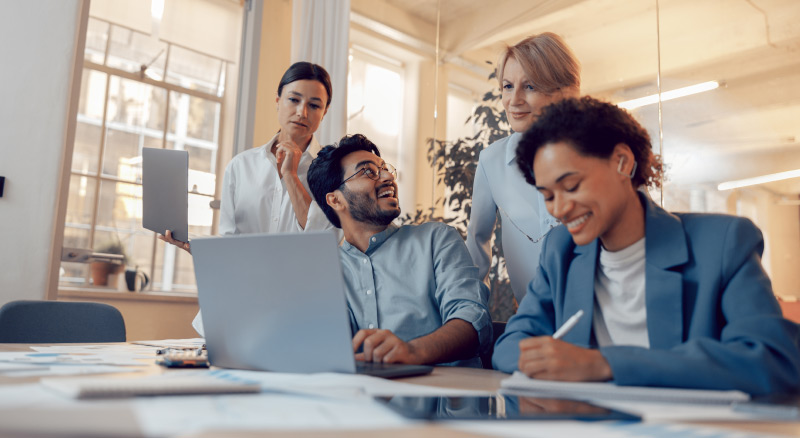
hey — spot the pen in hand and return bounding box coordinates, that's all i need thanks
[552,309,584,340]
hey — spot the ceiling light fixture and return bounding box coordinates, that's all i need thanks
[718,169,800,191]
[617,81,720,110]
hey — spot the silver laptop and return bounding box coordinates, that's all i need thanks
[190,231,433,378]
[142,147,189,243]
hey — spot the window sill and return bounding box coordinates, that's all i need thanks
[58,287,198,304]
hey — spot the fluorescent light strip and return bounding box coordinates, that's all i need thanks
[718,169,800,191]
[617,81,720,110]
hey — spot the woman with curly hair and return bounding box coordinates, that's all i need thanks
[493,96,800,396]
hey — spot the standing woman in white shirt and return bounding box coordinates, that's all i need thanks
[159,62,336,334]
[161,61,335,248]
[465,33,580,304]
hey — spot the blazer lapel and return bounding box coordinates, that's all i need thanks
[642,194,689,349]
[562,241,598,348]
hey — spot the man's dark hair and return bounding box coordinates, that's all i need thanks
[278,61,333,108]
[308,134,381,228]
[515,96,663,188]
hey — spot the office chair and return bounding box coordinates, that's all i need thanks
[480,321,507,370]
[0,300,126,343]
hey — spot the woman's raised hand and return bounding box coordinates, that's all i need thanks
[274,139,303,180]
[158,230,191,254]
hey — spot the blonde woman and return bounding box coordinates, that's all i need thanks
[466,33,580,304]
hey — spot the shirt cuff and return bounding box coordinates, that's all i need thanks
[304,201,334,231]
[445,306,492,355]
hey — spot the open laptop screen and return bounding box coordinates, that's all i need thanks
[191,232,356,374]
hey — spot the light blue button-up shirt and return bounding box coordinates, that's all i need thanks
[339,222,492,367]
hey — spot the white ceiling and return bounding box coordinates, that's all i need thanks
[384,0,488,26]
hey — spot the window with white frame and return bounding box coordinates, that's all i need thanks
[347,47,407,197]
[59,14,238,293]
[443,83,480,221]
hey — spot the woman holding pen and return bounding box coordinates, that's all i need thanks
[492,97,800,395]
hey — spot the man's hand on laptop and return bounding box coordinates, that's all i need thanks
[158,230,191,254]
[352,329,422,364]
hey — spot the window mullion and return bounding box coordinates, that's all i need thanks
[84,60,222,104]
[84,71,112,286]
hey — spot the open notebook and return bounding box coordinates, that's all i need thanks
[500,372,749,405]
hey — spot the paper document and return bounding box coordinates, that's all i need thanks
[30,344,155,356]
[132,392,408,437]
[0,351,144,366]
[214,369,490,398]
[501,371,749,404]
[0,362,47,373]
[132,338,205,349]
[4,365,142,378]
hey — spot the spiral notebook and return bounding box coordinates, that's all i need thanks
[500,372,749,405]
[41,373,260,399]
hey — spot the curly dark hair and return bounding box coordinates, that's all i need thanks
[515,96,663,188]
[308,134,381,228]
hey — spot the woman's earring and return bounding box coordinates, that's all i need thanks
[617,157,637,179]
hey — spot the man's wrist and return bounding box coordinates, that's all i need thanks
[406,339,426,364]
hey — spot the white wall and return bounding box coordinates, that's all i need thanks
[0,1,87,305]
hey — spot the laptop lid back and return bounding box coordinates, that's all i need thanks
[191,232,356,374]
[142,148,189,243]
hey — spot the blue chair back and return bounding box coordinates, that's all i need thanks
[0,300,126,343]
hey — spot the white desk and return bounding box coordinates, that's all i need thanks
[0,343,796,437]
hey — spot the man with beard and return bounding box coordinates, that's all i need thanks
[308,134,491,367]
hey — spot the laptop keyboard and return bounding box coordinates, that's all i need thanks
[355,361,403,372]
[354,361,434,378]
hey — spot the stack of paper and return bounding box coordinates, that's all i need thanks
[500,372,749,404]
[132,338,205,349]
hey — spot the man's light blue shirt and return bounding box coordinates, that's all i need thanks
[339,222,492,367]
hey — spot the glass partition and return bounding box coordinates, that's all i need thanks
[657,0,800,300]
[356,0,799,319]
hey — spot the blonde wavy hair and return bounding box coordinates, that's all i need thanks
[497,32,581,95]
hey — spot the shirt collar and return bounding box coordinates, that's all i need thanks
[305,136,322,158]
[266,132,322,159]
[504,131,523,165]
[341,223,400,256]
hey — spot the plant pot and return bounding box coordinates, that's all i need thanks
[90,262,124,287]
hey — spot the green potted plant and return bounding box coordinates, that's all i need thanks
[90,241,128,287]
[399,63,517,321]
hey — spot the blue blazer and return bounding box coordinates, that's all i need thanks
[492,194,800,395]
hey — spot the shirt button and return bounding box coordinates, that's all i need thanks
[371,237,376,242]
[366,289,372,295]
[362,259,367,264]
[273,217,278,222]
[368,324,375,329]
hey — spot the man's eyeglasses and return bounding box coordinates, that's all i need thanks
[339,162,397,187]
